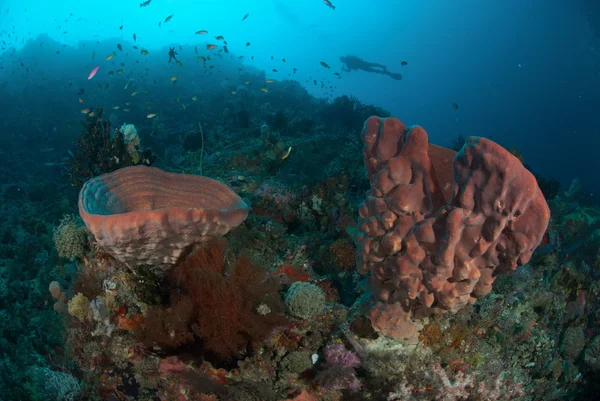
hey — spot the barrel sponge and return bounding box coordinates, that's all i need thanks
[78,165,249,275]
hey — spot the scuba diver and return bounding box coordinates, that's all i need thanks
[340,55,402,80]
[168,47,179,64]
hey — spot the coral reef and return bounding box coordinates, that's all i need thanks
[1,40,597,400]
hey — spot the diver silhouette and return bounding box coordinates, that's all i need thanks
[340,55,402,80]
[168,47,179,63]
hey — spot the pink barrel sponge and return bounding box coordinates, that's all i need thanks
[79,165,249,274]
[356,116,550,340]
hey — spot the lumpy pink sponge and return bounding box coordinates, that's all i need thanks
[79,165,249,274]
[356,116,550,340]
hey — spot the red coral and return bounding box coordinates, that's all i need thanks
[275,264,311,282]
[137,239,286,360]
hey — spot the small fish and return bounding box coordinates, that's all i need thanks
[265,79,276,83]
[272,69,278,72]
[81,108,90,114]
[246,42,251,46]
[241,13,249,21]
[77,88,85,95]
[282,58,286,62]
[105,52,115,61]
[192,96,198,101]
[281,146,292,160]
[401,61,408,66]
[123,108,130,112]
[124,80,132,90]
[119,25,123,30]
[116,69,124,74]
[223,46,229,53]
[320,61,330,69]
[78,97,83,103]
[89,111,95,117]
[260,87,269,93]
[452,102,459,110]
[174,97,180,102]
[231,91,237,95]
[87,65,99,79]
[215,35,224,40]
[206,44,217,50]
[164,14,174,23]
[147,113,157,118]
[141,49,149,55]
[198,56,206,62]
[170,75,178,82]
[244,80,251,84]
[117,43,123,51]
[91,51,95,59]
[133,33,137,42]
[131,91,138,96]
[323,0,335,10]
[334,72,340,76]
[140,0,151,7]
[132,45,138,49]
[112,105,120,109]
[196,30,208,35]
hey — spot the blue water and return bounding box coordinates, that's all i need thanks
[2,0,599,193]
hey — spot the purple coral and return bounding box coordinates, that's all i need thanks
[315,343,361,392]
[323,343,361,368]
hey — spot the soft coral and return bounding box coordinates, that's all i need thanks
[137,239,286,360]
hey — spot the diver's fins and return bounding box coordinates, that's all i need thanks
[386,72,403,80]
